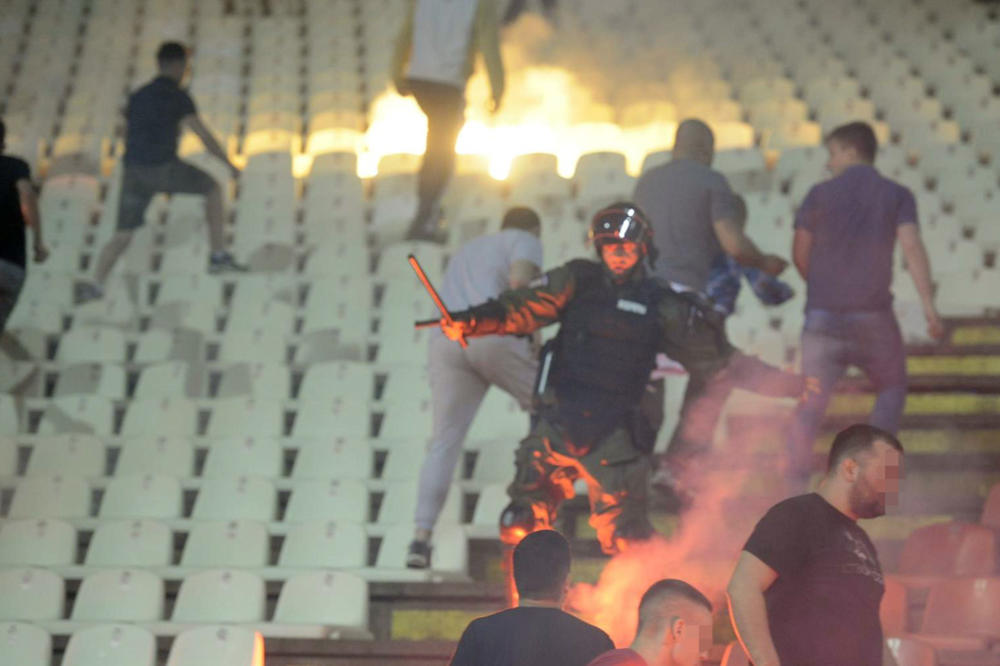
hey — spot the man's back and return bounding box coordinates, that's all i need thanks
[439,228,542,310]
[634,158,737,292]
[450,606,614,666]
[795,164,915,312]
[123,77,197,166]
[408,0,480,87]
[0,155,30,268]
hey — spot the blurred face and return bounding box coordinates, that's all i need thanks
[825,139,860,177]
[661,605,713,666]
[847,440,903,519]
[600,241,642,278]
[160,57,190,84]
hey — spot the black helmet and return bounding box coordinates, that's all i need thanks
[589,202,657,266]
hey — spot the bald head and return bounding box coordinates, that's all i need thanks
[672,119,715,165]
[633,579,713,666]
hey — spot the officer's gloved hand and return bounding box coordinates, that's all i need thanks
[440,315,474,342]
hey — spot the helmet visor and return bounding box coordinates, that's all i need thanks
[590,206,648,245]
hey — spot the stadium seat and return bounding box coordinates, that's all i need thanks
[62,624,157,666]
[471,483,508,532]
[85,520,173,568]
[913,577,1000,651]
[133,361,206,400]
[379,480,462,525]
[0,568,64,621]
[26,433,105,478]
[219,326,288,363]
[290,437,372,480]
[0,622,52,666]
[191,477,277,522]
[52,362,127,399]
[885,637,938,666]
[180,520,270,568]
[206,398,285,439]
[133,329,205,365]
[272,571,369,637]
[36,395,115,436]
[284,479,369,524]
[292,395,371,438]
[171,570,266,623]
[9,475,90,519]
[166,625,265,666]
[0,519,75,567]
[0,435,15,475]
[298,361,375,402]
[374,523,467,575]
[99,475,183,520]
[57,326,126,363]
[278,520,368,570]
[202,436,284,479]
[120,397,199,438]
[71,569,164,622]
[116,436,195,477]
[216,362,291,400]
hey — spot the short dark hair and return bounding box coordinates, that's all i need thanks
[636,579,712,633]
[501,206,541,233]
[157,42,188,66]
[825,121,877,162]
[513,530,571,601]
[826,423,903,472]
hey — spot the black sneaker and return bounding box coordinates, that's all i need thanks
[208,252,249,274]
[406,539,432,569]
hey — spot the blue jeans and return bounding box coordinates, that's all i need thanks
[788,309,907,475]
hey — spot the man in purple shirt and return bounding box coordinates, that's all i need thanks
[788,122,942,478]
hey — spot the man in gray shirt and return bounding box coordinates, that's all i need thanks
[408,207,543,568]
[634,119,789,507]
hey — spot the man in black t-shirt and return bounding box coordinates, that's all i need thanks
[81,42,245,301]
[0,118,49,334]
[450,530,613,666]
[726,424,904,666]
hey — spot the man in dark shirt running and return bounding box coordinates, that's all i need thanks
[450,529,614,665]
[788,122,942,478]
[588,579,714,666]
[0,118,48,334]
[727,424,903,666]
[81,41,244,301]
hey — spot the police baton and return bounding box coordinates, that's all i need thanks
[408,254,468,348]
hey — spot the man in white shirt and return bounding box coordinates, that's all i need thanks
[392,0,505,242]
[408,207,542,568]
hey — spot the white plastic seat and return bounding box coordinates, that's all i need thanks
[62,624,156,666]
[467,390,530,439]
[0,622,51,666]
[278,520,367,569]
[0,435,16,475]
[0,519,75,566]
[292,395,370,438]
[290,437,372,480]
[216,362,291,400]
[85,520,173,567]
[133,361,206,399]
[171,570,266,623]
[191,477,276,522]
[218,326,288,363]
[166,625,265,666]
[9,475,90,519]
[379,480,461,525]
[71,291,137,329]
[25,434,105,477]
[206,397,285,439]
[120,397,198,437]
[377,397,433,440]
[36,395,114,436]
[99,474,183,520]
[284,479,369,524]
[0,568,64,621]
[273,571,369,635]
[298,361,375,402]
[202,436,284,479]
[57,326,126,363]
[52,362,127,399]
[472,483,507,527]
[470,441,518,483]
[116,436,195,477]
[155,274,224,308]
[225,299,296,336]
[71,569,164,622]
[374,523,467,574]
[180,520,270,568]
[133,329,205,365]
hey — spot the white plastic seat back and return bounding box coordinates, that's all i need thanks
[63,624,156,666]
[26,434,105,477]
[172,570,266,623]
[278,520,367,569]
[191,477,276,522]
[0,519,76,566]
[180,520,269,568]
[0,568,64,621]
[290,437,371,480]
[375,523,467,574]
[116,437,195,477]
[9,475,90,519]
[166,625,265,666]
[71,569,164,622]
[85,520,173,567]
[0,622,51,666]
[202,436,284,478]
[206,398,285,438]
[99,474,183,520]
[273,571,368,632]
[284,479,369,523]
